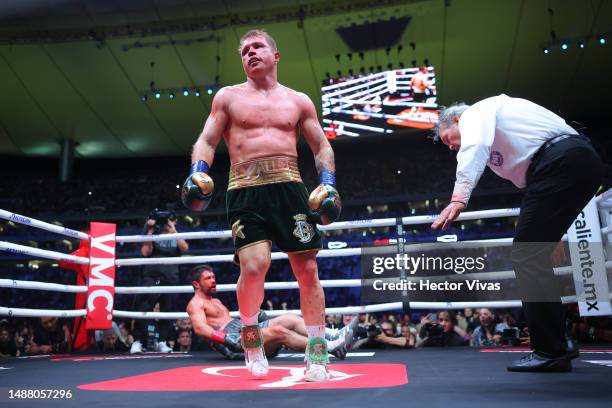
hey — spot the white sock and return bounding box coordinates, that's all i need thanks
[240,312,259,326]
[306,325,325,339]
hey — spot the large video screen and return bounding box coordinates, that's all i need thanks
[321,66,439,138]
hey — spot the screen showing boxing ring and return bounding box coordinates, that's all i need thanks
[321,66,439,138]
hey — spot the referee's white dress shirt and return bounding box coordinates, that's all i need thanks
[452,94,578,205]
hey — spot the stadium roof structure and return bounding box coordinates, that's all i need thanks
[0,0,610,158]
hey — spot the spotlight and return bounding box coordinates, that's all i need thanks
[369,66,374,72]
[183,88,189,96]
[561,42,568,50]
[423,58,429,66]
[337,69,342,77]
[358,52,364,60]
[385,47,391,56]
[169,92,175,99]
[154,91,161,99]
[325,72,331,78]
[195,89,200,97]
[399,61,405,68]
[347,53,353,60]
[348,68,354,76]
[141,95,148,102]
[599,36,606,45]
[411,59,417,67]
[335,53,341,62]
[360,66,365,74]
[578,41,585,49]
[397,44,403,53]
[543,47,549,55]
[207,88,213,95]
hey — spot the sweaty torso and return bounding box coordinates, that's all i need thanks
[222,84,303,164]
[189,295,233,329]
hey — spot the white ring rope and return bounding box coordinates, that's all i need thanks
[0,279,88,293]
[8,295,612,320]
[115,208,523,243]
[116,230,232,243]
[0,241,89,264]
[4,263,611,297]
[0,209,89,241]
[115,248,363,267]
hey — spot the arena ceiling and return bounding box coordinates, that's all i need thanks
[0,0,610,158]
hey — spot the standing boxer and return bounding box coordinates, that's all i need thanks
[181,29,341,381]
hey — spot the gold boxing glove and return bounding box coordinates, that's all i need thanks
[181,161,214,212]
[308,184,341,225]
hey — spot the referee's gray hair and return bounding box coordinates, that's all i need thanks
[432,102,470,142]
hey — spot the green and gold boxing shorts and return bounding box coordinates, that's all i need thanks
[226,156,321,262]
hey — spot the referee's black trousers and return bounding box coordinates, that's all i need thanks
[511,137,603,356]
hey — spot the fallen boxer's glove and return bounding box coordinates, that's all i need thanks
[210,343,244,360]
[210,329,243,353]
[308,169,341,225]
[181,160,214,211]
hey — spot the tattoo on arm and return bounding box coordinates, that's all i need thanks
[313,131,335,174]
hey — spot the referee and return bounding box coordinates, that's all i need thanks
[431,94,603,372]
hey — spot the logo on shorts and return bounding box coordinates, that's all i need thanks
[293,214,314,244]
[232,220,246,242]
[490,151,504,166]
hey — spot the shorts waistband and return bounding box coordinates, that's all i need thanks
[228,156,302,190]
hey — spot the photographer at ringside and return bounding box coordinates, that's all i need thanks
[353,318,414,349]
[130,209,189,353]
[416,311,469,347]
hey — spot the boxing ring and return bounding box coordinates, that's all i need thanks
[322,67,439,137]
[1,191,612,407]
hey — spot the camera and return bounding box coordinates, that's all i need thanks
[420,322,444,346]
[148,209,177,232]
[365,323,383,338]
[501,328,520,347]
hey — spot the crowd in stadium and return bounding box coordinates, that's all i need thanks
[1,132,610,359]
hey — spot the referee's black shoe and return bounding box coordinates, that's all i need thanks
[507,351,572,372]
